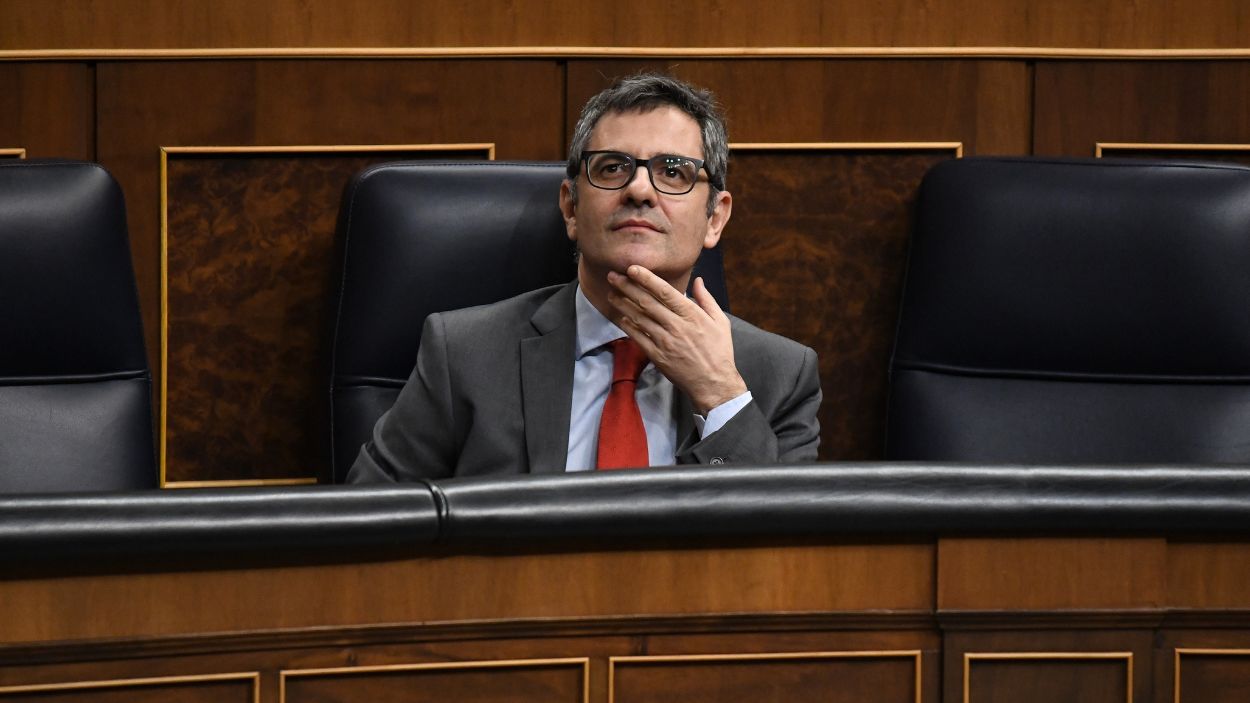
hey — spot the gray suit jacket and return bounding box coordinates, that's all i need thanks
[347,282,821,481]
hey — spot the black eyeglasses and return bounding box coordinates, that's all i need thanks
[581,151,709,195]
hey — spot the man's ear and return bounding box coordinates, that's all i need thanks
[559,180,578,243]
[702,189,732,249]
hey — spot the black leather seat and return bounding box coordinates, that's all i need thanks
[0,160,157,492]
[886,156,1250,463]
[329,161,728,483]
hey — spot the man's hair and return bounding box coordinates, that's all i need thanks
[565,73,729,215]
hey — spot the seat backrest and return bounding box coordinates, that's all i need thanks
[329,161,729,482]
[0,160,157,492]
[886,156,1250,463]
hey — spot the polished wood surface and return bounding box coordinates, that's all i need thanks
[0,63,93,160]
[162,147,490,483]
[4,0,1250,51]
[3,537,1250,701]
[1034,61,1250,156]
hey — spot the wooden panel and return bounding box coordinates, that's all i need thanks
[1034,61,1250,156]
[1097,143,1250,167]
[0,150,26,159]
[282,659,586,703]
[5,1,1250,50]
[96,60,564,481]
[1175,650,1250,703]
[567,60,1029,153]
[964,654,1131,703]
[611,651,920,703]
[938,538,1167,611]
[0,63,92,159]
[0,673,256,703]
[162,146,489,484]
[1168,541,1250,609]
[726,146,955,459]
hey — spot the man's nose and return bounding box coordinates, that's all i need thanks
[621,163,657,204]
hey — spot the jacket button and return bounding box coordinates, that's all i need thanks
[709,457,725,465]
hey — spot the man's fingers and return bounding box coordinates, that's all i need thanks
[691,277,726,320]
[624,265,686,310]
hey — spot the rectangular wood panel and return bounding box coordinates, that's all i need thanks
[97,60,565,482]
[964,654,1131,703]
[0,63,93,160]
[611,652,920,703]
[161,146,490,483]
[282,659,587,703]
[0,673,257,703]
[1034,61,1250,156]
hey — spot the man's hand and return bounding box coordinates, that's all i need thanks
[606,265,748,414]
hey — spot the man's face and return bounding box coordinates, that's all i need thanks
[560,106,731,291]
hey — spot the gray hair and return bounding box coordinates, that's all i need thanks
[565,73,729,216]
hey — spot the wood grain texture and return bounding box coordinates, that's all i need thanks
[163,149,485,482]
[966,657,1129,703]
[0,63,93,159]
[725,149,950,460]
[1034,61,1250,156]
[1174,651,1250,703]
[567,60,1029,153]
[5,0,1250,50]
[938,538,1167,611]
[612,654,919,703]
[0,540,933,645]
[1167,541,1250,609]
[283,661,585,703]
[96,59,564,477]
[0,677,254,703]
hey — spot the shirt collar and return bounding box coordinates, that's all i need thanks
[574,284,627,359]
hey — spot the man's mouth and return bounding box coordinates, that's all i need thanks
[612,218,664,233]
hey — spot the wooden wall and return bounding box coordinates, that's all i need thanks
[3,2,1250,483]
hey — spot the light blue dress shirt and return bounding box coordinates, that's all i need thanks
[565,286,752,472]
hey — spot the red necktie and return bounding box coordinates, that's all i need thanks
[596,338,650,469]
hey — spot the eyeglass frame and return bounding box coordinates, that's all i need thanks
[579,150,713,196]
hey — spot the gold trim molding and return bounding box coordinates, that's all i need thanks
[158,143,495,488]
[609,650,923,703]
[733,141,963,156]
[0,148,26,158]
[964,652,1133,703]
[1096,142,1250,157]
[1173,648,1250,703]
[0,672,260,701]
[279,657,590,703]
[6,46,1250,61]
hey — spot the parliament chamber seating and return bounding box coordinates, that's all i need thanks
[4,157,1250,702]
[328,161,728,482]
[0,159,156,493]
[887,156,1250,463]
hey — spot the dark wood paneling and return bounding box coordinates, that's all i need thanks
[163,148,487,483]
[966,657,1129,703]
[1176,652,1250,703]
[938,538,1166,611]
[726,148,951,460]
[567,60,1029,153]
[1034,61,1250,156]
[283,661,585,703]
[0,677,254,703]
[612,653,918,703]
[5,1,1250,50]
[96,59,564,481]
[0,63,93,159]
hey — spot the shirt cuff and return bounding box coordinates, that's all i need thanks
[692,391,754,439]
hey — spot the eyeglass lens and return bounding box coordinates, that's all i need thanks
[586,152,700,194]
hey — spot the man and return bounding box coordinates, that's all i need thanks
[348,74,820,482]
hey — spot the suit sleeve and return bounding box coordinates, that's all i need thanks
[675,345,821,465]
[346,314,460,482]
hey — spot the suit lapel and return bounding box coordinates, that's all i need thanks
[521,282,578,474]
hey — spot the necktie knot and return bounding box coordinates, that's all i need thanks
[608,338,648,384]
